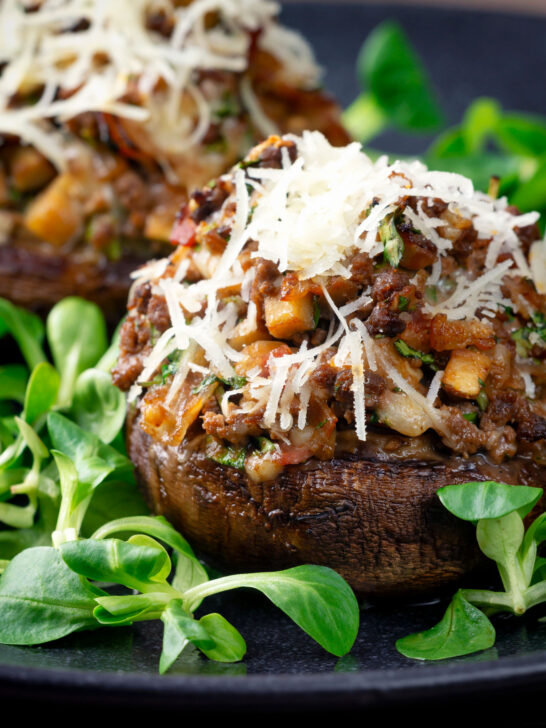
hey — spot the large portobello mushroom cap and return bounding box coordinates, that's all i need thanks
[0,0,348,318]
[127,414,546,600]
[116,133,546,600]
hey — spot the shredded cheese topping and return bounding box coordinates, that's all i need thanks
[135,131,544,444]
[0,0,320,169]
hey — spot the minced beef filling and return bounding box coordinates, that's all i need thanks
[114,135,546,482]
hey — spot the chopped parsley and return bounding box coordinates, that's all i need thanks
[501,304,515,321]
[255,436,276,455]
[192,373,247,395]
[247,204,257,224]
[138,353,180,388]
[394,339,437,369]
[313,295,321,329]
[425,285,438,304]
[239,158,260,170]
[398,295,410,311]
[511,312,546,358]
[476,389,489,412]
[209,445,246,471]
[213,92,240,120]
[379,211,404,268]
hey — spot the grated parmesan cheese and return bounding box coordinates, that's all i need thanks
[135,131,542,443]
[0,0,320,168]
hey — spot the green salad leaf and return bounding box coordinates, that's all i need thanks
[182,565,360,657]
[396,590,496,660]
[47,297,107,406]
[71,368,126,444]
[344,21,443,141]
[0,299,46,371]
[0,547,104,645]
[437,481,543,522]
[399,481,546,661]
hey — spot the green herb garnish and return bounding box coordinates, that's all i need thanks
[255,436,276,454]
[511,312,546,358]
[379,212,404,268]
[394,339,436,368]
[397,481,546,661]
[313,295,321,329]
[209,445,246,471]
[476,389,489,411]
[192,373,246,395]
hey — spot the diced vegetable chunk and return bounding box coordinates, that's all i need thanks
[430,314,495,351]
[442,349,491,399]
[264,294,315,339]
[235,340,292,376]
[376,389,431,436]
[228,316,271,351]
[24,174,83,246]
[10,146,55,192]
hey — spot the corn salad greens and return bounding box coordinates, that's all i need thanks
[344,21,546,225]
[0,296,359,672]
[397,481,546,661]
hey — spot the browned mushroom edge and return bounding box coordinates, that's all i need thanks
[127,409,546,601]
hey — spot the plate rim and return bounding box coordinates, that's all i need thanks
[2,648,546,709]
[2,0,546,709]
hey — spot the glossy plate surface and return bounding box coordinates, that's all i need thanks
[2,2,546,712]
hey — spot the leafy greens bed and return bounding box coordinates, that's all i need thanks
[344,21,546,225]
[0,297,359,671]
[0,19,545,673]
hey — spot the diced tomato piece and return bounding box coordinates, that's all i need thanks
[279,446,313,466]
[263,344,293,376]
[170,211,196,247]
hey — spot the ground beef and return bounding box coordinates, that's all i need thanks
[132,282,151,315]
[308,355,337,395]
[517,412,546,442]
[251,258,281,300]
[148,294,171,333]
[451,224,479,264]
[485,391,518,425]
[440,407,485,456]
[365,303,406,337]
[257,140,297,169]
[515,221,541,254]
[415,197,448,218]
[333,369,385,409]
[371,269,410,302]
[114,170,152,212]
[349,252,374,286]
[481,420,518,462]
[202,410,264,444]
[112,355,144,392]
[482,391,546,443]
[190,183,230,223]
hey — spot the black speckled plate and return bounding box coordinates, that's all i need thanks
[3,2,546,714]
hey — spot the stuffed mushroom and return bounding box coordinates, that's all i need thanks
[114,132,546,599]
[0,0,348,318]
